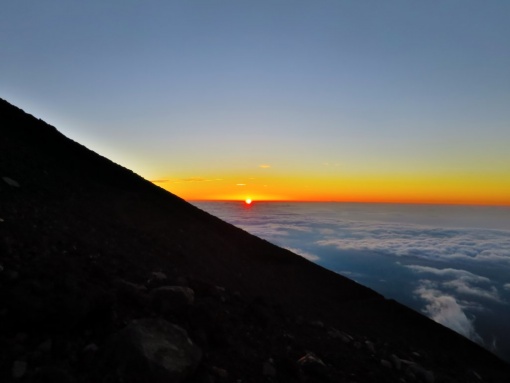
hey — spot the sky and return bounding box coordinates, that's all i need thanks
[2,1,510,204]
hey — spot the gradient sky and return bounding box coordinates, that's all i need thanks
[2,1,510,204]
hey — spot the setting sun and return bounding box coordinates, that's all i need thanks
[245,198,252,205]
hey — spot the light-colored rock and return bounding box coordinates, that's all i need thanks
[380,359,392,369]
[12,360,27,379]
[408,363,434,383]
[298,352,326,367]
[309,320,324,328]
[297,352,328,378]
[115,279,148,306]
[2,176,20,187]
[214,285,226,294]
[423,370,435,383]
[151,271,167,281]
[103,318,201,383]
[211,366,228,379]
[365,340,376,354]
[390,354,402,371]
[329,328,353,344]
[83,343,98,353]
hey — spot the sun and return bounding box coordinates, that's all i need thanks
[245,198,252,205]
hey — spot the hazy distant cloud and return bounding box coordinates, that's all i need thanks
[285,247,320,261]
[503,283,510,291]
[236,183,246,186]
[406,265,503,303]
[318,228,336,235]
[405,265,490,283]
[443,279,502,302]
[315,223,510,265]
[259,164,271,168]
[227,207,510,268]
[182,177,208,182]
[236,223,312,239]
[415,281,483,344]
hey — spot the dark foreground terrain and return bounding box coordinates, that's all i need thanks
[1,98,509,382]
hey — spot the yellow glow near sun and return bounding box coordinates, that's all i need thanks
[152,169,510,206]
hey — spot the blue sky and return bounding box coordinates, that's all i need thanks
[2,1,510,203]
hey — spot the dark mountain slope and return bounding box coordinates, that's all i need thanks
[1,98,509,382]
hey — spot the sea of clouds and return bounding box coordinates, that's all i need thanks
[194,202,510,360]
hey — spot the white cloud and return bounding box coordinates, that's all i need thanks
[315,223,510,265]
[318,228,335,235]
[285,247,320,262]
[503,283,510,291]
[443,279,502,303]
[405,265,490,283]
[415,281,483,344]
[406,265,503,303]
[236,222,313,239]
[336,270,365,279]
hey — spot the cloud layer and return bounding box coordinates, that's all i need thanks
[405,265,503,303]
[315,223,510,264]
[415,280,483,344]
[194,201,510,360]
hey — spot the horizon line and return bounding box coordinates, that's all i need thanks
[187,199,510,208]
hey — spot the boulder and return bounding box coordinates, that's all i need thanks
[390,354,401,371]
[297,352,328,378]
[101,318,202,383]
[151,271,167,281]
[114,279,148,307]
[408,363,435,383]
[328,328,353,344]
[364,340,376,354]
[151,286,195,314]
[262,359,276,377]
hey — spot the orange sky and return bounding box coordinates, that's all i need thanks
[152,170,510,206]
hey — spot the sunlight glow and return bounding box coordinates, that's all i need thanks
[153,171,510,206]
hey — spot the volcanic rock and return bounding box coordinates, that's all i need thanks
[150,286,195,314]
[99,318,202,383]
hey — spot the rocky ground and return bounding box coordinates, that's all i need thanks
[1,98,510,382]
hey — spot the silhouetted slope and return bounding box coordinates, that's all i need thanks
[1,98,509,382]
